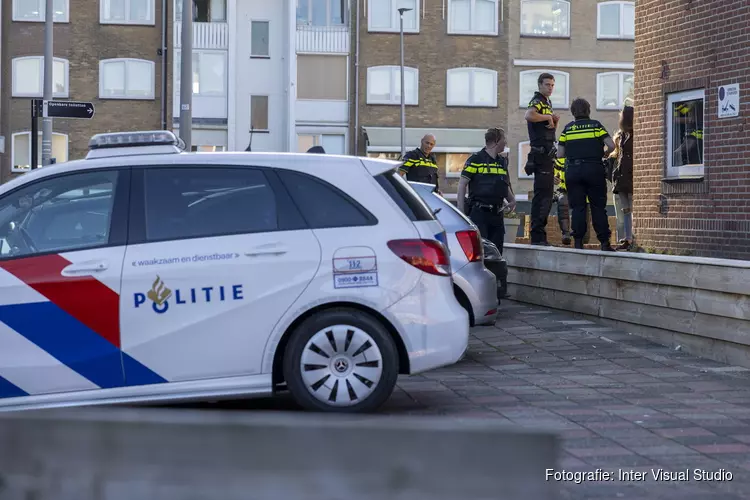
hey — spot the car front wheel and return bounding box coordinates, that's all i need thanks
[282,308,399,413]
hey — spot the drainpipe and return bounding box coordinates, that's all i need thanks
[160,0,168,130]
[353,0,360,155]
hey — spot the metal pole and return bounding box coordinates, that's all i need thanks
[161,0,168,130]
[41,0,53,166]
[31,100,39,170]
[398,10,406,158]
[179,0,193,150]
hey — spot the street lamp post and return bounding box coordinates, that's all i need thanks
[398,7,412,158]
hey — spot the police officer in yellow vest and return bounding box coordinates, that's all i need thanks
[553,157,572,246]
[457,128,516,254]
[399,134,439,191]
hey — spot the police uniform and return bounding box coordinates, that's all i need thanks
[558,118,612,249]
[461,148,511,254]
[400,147,439,189]
[553,157,571,244]
[525,91,556,245]
[674,102,703,166]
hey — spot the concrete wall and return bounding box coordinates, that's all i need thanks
[504,244,750,368]
[0,407,560,500]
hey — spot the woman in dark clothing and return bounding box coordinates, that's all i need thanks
[610,106,634,250]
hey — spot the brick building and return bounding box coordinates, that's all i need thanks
[0,0,171,182]
[634,0,750,259]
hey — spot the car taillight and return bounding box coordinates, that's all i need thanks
[387,239,451,276]
[455,229,482,262]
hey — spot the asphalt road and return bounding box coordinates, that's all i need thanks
[167,300,750,499]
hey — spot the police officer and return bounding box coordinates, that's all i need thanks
[399,134,439,191]
[524,73,560,246]
[556,98,616,251]
[457,128,516,254]
[553,156,572,245]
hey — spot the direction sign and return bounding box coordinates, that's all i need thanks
[45,100,95,119]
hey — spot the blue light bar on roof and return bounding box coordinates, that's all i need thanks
[88,130,184,150]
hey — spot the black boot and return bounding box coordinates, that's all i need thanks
[574,239,584,249]
[600,242,616,252]
[561,233,571,245]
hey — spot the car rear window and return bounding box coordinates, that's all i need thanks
[375,170,435,221]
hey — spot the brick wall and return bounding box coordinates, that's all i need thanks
[634,0,750,259]
[0,0,171,182]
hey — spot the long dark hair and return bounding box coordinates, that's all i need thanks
[619,106,634,133]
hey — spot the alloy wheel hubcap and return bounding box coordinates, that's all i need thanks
[300,325,384,407]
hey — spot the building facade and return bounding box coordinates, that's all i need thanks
[506,0,634,200]
[174,0,350,155]
[0,0,171,182]
[634,0,750,260]
[352,0,510,195]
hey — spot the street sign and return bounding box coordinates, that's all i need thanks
[718,84,740,119]
[45,100,95,119]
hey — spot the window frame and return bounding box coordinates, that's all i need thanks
[296,130,348,154]
[447,0,498,36]
[597,1,635,40]
[250,95,270,132]
[518,69,569,109]
[11,57,69,98]
[99,58,156,100]
[296,0,347,26]
[250,19,271,58]
[520,0,570,38]
[11,131,70,173]
[596,71,633,110]
[446,67,498,107]
[665,88,705,179]
[367,0,419,33]
[0,168,130,262]
[517,141,533,179]
[366,66,419,106]
[126,165,308,245]
[100,0,156,25]
[174,50,227,96]
[12,0,70,22]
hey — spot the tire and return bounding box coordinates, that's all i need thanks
[282,308,399,413]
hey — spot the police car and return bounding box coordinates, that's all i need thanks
[0,131,469,413]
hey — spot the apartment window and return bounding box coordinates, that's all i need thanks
[100,0,155,24]
[191,145,226,152]
[518,142,532,178]
[367,66,418,105]
[13,0,69,22]
[251,21,270,57]
[251,96,269,131]
[597,72,633,110]
[297,55,347,100]
[175,51,226,95]
[99,59,155,99]
[175,0,227,22]
[666,89,704,179]
[448,0,498,35]
[597,1,634,39]
[297,134,346,155]
[11,132,69,173]
[12,57,68,98]
[446,68,497,107]
[520,0,570,37]
[446,153,471,178]
[369,0,418,33]
[519,70,569,108]
[297,0,346,25]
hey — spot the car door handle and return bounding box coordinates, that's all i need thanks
[245,244,288,257]
[61,260,109,276]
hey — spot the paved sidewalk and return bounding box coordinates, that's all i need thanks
[385,300,750,500]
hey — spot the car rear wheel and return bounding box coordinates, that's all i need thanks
[282,308,399,413]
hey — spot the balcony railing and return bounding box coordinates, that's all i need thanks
[296,24,350,54]
[174,22,228,50]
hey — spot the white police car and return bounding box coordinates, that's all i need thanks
[0,131,469,413]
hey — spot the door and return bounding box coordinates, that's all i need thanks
[120,165,321,383]
[0,168,138,398]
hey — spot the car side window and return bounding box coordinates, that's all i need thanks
[143,167,279,241]
[277,170,376,229]
[0,170,119,258]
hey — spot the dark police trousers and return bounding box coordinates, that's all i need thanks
[469,203,506,254]
[565,161,611,244]
[530,156,554,244]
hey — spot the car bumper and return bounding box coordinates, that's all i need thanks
[385,275,470,375]
[453,261,499,326]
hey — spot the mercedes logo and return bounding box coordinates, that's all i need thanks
[334,359,349,373]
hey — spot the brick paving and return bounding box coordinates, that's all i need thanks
[383,300,750,499]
